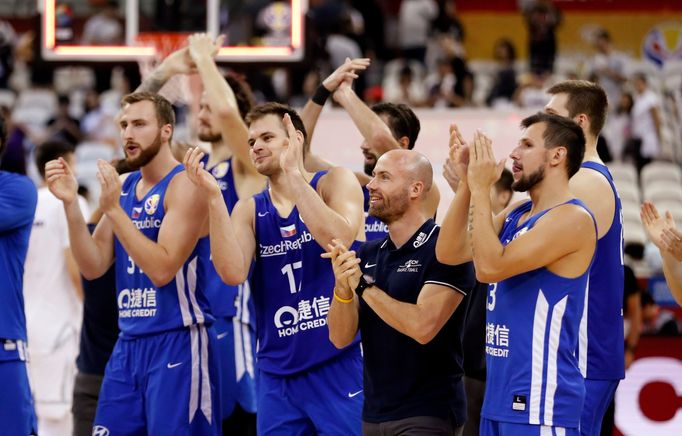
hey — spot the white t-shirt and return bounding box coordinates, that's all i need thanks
[632,89,661,158]
[399,0,438,48]
[23,188,89,354]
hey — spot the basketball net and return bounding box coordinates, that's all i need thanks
[135,32,192,106]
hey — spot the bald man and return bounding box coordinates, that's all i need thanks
[326,149,474,435]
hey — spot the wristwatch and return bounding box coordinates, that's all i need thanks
[354,274,375,298]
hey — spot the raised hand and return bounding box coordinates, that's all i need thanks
[183,147,221,197]
[467,130,505,195]
[159,46,197,76]
[641,201,674,250]
[325,57,371,94]
[45,157,79,204]
[187,33,225,64]
[322,239,362,297]
[662,225,682,262]
[96,159,123,213]
[443,123,470,192]
[280,113,305,174]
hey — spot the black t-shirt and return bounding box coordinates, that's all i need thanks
[356,219,475,424]
[462,281,488,381]
[76,224,119,375]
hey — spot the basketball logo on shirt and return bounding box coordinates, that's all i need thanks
[144,194,160,215]
[212,162,230,179]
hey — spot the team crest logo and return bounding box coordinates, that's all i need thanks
[211,162,229,179]
[144,194,160,215]
[643,23,682,67]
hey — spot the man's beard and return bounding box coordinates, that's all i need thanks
[125,132,163,170]
[364,161,375,176]
[512,166,545,192]
[368,189,409,225]
[198,129,222,143]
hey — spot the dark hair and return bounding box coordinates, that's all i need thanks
[245,102,307,143]
[225,73,255,121]
[0,110,6,157]
[520,112,586,178]
[371,102,421,149]
[35,140,75,179]
[58,95,70,106]
[121,91,175,130]
[495,167,513,193]
[547,80,608,137]
[596,29,611,42]
[495,38,516,62]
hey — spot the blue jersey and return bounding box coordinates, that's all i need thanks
[114,165,213,337]
[363,185,389,240]
[251,171,360,375]
[577,162,625,380]
[0,171,37,360]
[199,155,245,319]
[482,199,595,428]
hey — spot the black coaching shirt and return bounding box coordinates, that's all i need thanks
[356,219,475,424]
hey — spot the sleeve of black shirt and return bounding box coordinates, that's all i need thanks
[424,257,475,296]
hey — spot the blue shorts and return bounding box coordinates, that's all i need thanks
[580,379,619,436]
[93,325,220,435]
[0,359,37,435]
[258,350,363,435]
[213,315,257,419]
[481,417,578,436]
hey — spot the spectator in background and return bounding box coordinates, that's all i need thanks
[603,92,634,161]
[81,0,123,45]
[24,140,89,436]
[81,89,117,145]
[0,18,16,89]
[589,29,629,111]
[627,73,662,172]
[326,14,363,69]
[0,105,28,174]
[523,0,561,74]
[46,95,82,147]
[425,58,456,108]
[514,71,551,109]
[486,39,518,108]
[399,0,439,64]
[641,292,680,335]
[384,65,427,107]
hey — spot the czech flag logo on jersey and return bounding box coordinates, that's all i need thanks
[144,194,160,215]
[211,162,230,179]
[132,207,142,219]
[280,224,297,238]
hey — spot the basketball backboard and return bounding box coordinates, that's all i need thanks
[41,0,305,62]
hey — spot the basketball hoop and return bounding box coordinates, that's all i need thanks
[135,32,192,105]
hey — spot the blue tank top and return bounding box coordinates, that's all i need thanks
[114,165,213,338]
[482,199,595,428]
[251,171,360,375]
[198,155,246,319]
[363,185,389,241]
[577,162,625,380]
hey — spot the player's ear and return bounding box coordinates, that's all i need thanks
[549,146,567,166]
[410,181,424,198]
[161,124,173,142]
[398,136,410,149]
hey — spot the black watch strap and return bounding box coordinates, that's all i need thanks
[354,274,374,298]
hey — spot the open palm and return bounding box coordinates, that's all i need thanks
[641,201,674,249]
[45,158,78,204]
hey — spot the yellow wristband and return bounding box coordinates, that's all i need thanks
[333,289,354,304]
